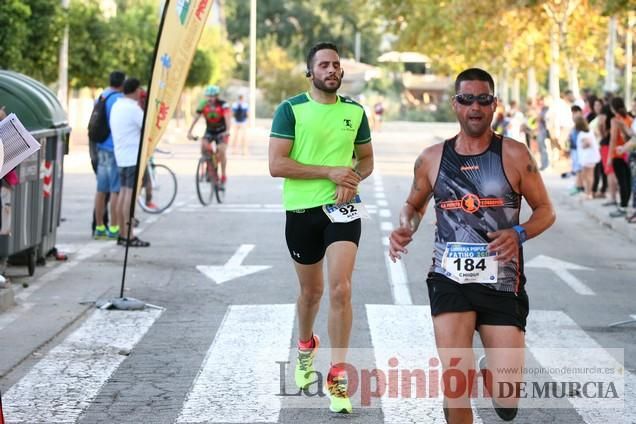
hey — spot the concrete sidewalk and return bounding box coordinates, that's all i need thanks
[545,172,636,243]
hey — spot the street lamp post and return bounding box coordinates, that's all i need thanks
[249,0,256,128]
[58,0,70,112]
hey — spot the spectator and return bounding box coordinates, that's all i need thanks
[565,105,584,195]
[231,94,249,155]
[373,98,384,131]
[504,100,526,142]
[608,97,633,218]
[110,78,150,247]
[589,98,607,198]
[93,71,125,240]
[535,96,550,170]
[599,104,619,207]
[574,116,600,199]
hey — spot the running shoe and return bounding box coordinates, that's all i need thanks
[609,208,626,218]
[325,371,352,413]
[478,355,518,421]
[294,334,320,390]
[145,201,159,211]
[94,227,108,240]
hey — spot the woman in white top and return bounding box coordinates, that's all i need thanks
[575,116,601,199]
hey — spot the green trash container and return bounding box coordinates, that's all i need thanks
[0,70,71,276]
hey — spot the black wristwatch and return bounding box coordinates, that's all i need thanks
[512,225,527,246]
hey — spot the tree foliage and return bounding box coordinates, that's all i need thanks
[375,0,634,95]
[0,1,31,72]
[68,0,114,88]
[0,0,65,83]
[186,49,214,87]
[225,0,384,65]
[256,36,308,107]
[197,26,237,86]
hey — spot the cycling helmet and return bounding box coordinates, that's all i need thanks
[204,85,220,96]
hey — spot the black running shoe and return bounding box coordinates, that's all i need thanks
[478,355,518,421]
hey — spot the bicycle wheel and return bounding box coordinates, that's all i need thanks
[196,157,214,205]
[212,159,226,203]
[137,163,177,214]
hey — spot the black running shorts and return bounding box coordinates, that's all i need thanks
[285,206,361,265]
[204,129,227,144]
[426,272,529,332]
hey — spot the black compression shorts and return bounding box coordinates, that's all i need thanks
[285,206,361,265]
[426,272,529,332]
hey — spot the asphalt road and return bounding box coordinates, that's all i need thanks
[0,121,634,424]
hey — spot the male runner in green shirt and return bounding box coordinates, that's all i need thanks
[269,41,374,414]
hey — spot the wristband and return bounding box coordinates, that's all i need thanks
[512,225,527,245]
[353,168,362,178]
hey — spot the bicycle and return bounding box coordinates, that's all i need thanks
[192,135,225,205]
[137,152,177,214]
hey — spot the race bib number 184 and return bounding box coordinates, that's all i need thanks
[441,242,498,284]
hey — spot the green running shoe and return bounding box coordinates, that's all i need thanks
[325,372,352,414]
[294,334,320,390]
[94,227,108,240]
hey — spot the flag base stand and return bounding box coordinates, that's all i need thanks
[95,297,162,311]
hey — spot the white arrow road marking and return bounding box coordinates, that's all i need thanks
[525,255,595,296]
[196,244,271,284]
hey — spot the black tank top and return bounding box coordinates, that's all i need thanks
[430,133,524,292]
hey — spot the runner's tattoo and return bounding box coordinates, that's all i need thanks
[413,156,423,191]
[526,150,539,173]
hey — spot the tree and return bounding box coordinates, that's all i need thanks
[197,26,237,85]
[256,36,308,107]
[109,0,159,82]
[225,0,383,64]
[0,0,65,84]
[68,0,115,88]
[186,49,214,87]
[0,1,31,72]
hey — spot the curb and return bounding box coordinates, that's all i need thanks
[0,285,15,313]
[560,192,636,243]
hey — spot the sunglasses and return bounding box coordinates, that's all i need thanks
[454,93,496,106]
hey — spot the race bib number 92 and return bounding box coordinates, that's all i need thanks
[322,195,370,223]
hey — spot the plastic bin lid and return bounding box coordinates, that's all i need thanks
[0,70,69,133]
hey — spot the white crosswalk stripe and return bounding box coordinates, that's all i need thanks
[526,310,633,423]
[176,304,295,423]
[2,304,630,423]
[366,304,484,423]
[2,309,162,424]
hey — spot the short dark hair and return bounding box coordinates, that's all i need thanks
[123,78,141,95]
[306,42,339,72]
[454,68,495,93]
[109,71,126,88]
[571,105,582,113]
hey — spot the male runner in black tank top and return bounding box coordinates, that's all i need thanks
[389,68,555,423]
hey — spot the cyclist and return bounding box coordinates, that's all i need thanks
[187,85,231,185]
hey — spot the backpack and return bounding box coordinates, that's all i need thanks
[233,103,247,122]
[87,91,117,144]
